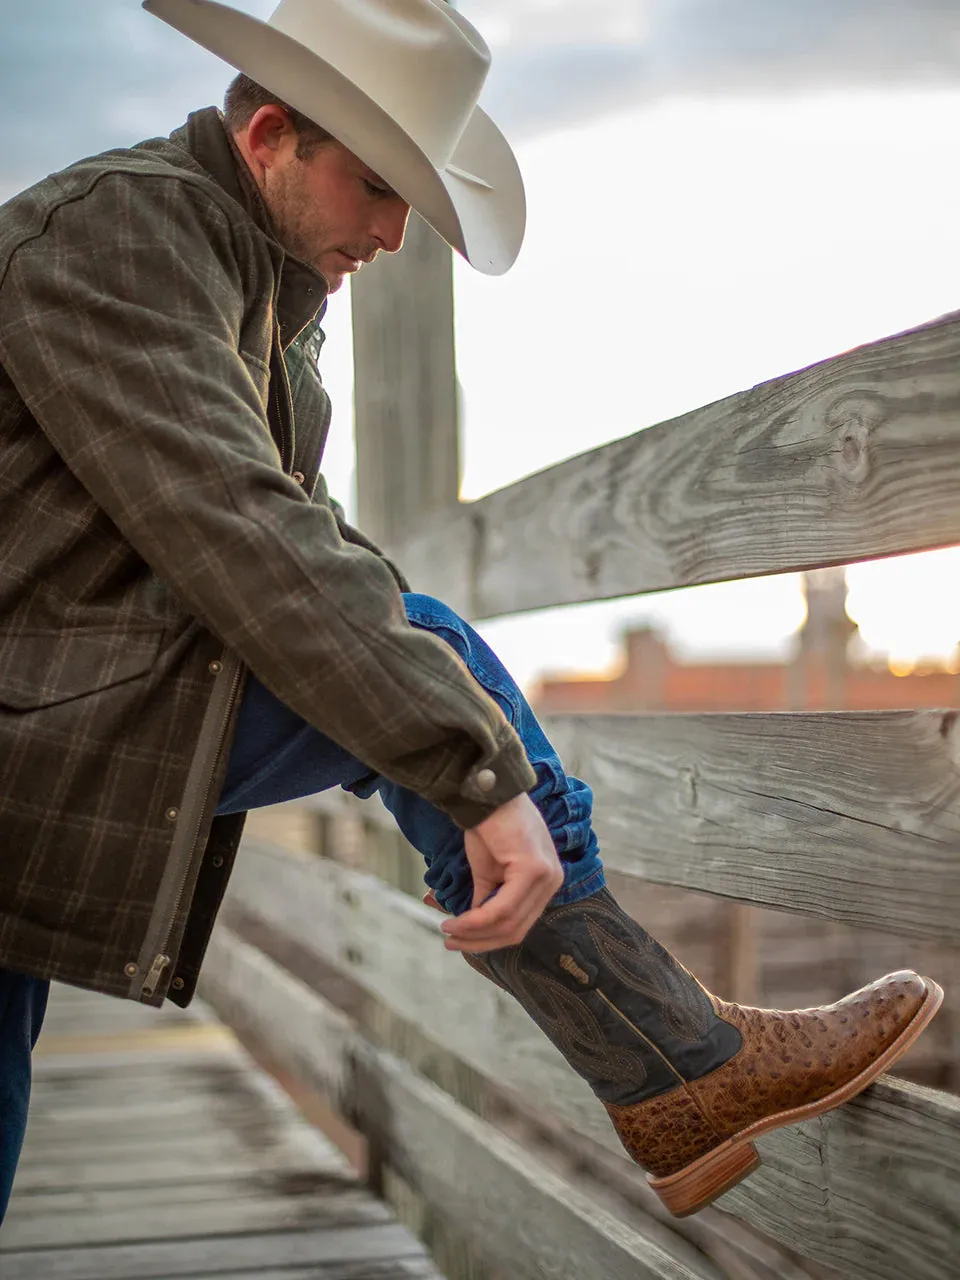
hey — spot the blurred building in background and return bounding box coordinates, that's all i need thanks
[533,568,960,716]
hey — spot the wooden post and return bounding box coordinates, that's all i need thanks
[350,212,460,549]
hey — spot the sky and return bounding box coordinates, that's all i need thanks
[5,1,960,690]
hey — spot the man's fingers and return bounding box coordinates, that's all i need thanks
[443,872,539,935]
[442,875,557,950]
[446,797,566,951]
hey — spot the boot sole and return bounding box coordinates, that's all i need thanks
[647,976,944,1217]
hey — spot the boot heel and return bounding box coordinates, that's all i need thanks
[648,1140,760,1217]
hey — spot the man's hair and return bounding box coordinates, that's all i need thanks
[223,73,333,159]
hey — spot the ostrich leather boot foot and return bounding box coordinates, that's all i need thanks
[465,888,943,1217]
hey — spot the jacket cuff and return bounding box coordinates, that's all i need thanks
[434,727,538,830]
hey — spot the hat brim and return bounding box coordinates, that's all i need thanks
[143,0,525,274]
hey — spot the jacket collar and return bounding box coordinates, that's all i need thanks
[173,107,329,348]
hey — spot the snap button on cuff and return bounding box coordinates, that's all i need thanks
[292,471,306,485]
[475,768,497,794]
[124,963,138,977]
[165,807,179,822]
[208,660,222,675]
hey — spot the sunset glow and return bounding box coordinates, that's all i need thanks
[846,548,960,671]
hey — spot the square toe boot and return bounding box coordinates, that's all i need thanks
[464,888,943,1217]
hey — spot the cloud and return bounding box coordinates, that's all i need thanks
[3,0,960,199]
[465,0,960,138]
[0,0,274,199]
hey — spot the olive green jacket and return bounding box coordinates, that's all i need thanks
[0,108,534,1006]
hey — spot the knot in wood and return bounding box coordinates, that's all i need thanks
[679,765,699,809]
[826,391,885,484]
[841,432,864,469]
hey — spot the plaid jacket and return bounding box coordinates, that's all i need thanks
[0,109,535,1006]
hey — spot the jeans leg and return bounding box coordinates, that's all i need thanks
[0,970,49,1224]
[218,593,605,917]
[364,595,605,915]
[217,671,374,814]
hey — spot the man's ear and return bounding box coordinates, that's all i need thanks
[243,104,298,173]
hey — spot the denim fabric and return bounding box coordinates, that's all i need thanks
[0,969,49,1224]
[218,593,605,915]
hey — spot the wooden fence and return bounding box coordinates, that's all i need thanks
[199,225,960,1279]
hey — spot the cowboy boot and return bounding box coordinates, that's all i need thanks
[458,888,942,1217]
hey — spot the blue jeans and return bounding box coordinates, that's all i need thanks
[0,593,604,1223]
[0,972,48,1222]
[218,593,605,915]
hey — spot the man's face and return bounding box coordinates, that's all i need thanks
[261,135,412,292]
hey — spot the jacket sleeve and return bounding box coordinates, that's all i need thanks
[327,495,412,594]
[0,171,535,827]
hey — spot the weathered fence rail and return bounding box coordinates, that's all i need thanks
[198,277,960,1278]
[393,310,960,618]
[546,709,960,941]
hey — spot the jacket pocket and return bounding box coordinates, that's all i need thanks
[0,627,164,710]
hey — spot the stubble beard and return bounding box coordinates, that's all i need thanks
[264,161,334,285]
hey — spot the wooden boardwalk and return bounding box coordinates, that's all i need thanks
[0,983,442,1279]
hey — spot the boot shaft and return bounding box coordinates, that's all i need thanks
[480,888,742,1105]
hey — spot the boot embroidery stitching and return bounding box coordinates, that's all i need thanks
[585,919,714,1042]
[499,953,650,1091]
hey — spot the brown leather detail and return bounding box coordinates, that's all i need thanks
[690,970,928,1139]
[559,953,590,984]
[606,1085,721,1178]
[603,970,928,1178]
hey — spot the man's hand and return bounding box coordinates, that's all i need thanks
[438,793,564,953]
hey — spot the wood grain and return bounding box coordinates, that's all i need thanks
[384,309,960,616]
[3,1188,385,1251]
[721,1079,960,1279]
[543,709,960,941]
[0,1224,426,1279]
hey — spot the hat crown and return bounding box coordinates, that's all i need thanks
[269,0,490,169]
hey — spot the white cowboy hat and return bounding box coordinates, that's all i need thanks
[142,0,525,274]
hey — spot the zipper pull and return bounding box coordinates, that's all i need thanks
[141,953,171,1000]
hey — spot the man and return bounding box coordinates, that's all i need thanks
[0,0,942,1224]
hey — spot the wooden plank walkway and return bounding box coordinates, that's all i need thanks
[0,983,442,1279]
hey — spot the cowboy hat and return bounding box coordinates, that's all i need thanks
[142,0,525,274]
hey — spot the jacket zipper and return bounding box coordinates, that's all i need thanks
[271,322,296,474]
[140,330,294,1001]
[136,651,243,1001]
